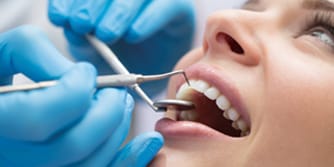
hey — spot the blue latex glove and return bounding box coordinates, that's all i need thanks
[48,0,195,95]
[0,26,163,167]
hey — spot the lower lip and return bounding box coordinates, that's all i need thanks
[155,118,231,139]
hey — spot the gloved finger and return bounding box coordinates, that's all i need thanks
[0,88,133,166]
[125,0,195,43]
[0,155,11,166]
[0,76,13,87]
[67,93,134,167]
[48,0,75,26]
[0,25,73,81]
[95,0,147,43]
[68,0,111,34]
[64,28,88,46]
[50,89,133,166]
[0,63,96,141]
[109,132,164,167]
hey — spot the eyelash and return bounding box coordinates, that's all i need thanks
[303,11,334,49]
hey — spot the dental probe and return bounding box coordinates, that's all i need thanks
[86,36,195,112]
[0,71,187,94]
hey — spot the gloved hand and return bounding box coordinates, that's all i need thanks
[48,0,195,95]
[0,25,163,167]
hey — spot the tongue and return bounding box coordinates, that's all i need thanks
[193,93,241,137]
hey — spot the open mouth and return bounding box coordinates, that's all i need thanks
[175,79,251,138]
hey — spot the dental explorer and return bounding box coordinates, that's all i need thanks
[0,70,183,93]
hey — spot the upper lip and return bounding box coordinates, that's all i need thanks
[171,62,251,127]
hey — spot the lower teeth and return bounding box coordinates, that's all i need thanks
[179,110,198,121]
[179,110,250,137]
[241,130,250,137]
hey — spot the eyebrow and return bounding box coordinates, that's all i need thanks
[303,0,334,11]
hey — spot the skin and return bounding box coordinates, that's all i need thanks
[150,0,334,166]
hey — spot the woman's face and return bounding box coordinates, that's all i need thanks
[151,0,334,166]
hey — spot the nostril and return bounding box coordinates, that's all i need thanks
[216,32,244,55]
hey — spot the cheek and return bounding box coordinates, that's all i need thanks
[251,49,334,163]
[264,49,334,125]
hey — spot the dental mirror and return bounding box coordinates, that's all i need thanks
[153,99,195,112]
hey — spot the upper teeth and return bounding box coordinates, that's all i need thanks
[176,79,250,136]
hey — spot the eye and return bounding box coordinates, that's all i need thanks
[306,26,334,48]
[301,11,334,51]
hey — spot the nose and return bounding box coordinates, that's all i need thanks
[203,10,263,66]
